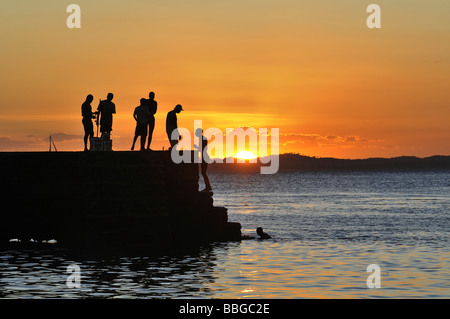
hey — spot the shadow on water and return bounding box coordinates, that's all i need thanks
[0,240,241,298]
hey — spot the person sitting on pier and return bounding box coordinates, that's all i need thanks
[81,94,96,151]
[195,128,212,192]
[166,104,183,149]
[257,227,271,239]
[131,98,151,151]
[97,92,116,139]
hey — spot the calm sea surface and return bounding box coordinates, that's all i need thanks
[1,170,449,298]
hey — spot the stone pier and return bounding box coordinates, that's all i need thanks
[0,151,241,253]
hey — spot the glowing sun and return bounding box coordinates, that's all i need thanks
[234,151,257,160]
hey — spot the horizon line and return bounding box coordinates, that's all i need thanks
[0,150,449,161]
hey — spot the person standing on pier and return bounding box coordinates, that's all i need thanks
[195,128,212,192]
[81,94,96,151]
[97,93,116,139]
[145,91,157,150]
[166,104,183,149]
[132,98,151,151]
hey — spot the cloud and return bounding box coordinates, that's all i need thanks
[283,133,323,141]
[0,136,44,151]
[282,140,299,147]
[50,133,83,142]
[281,132,381,149]
[344,136,373,143]
[0,132,84,151]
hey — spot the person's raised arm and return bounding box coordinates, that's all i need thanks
[97,99,102,123]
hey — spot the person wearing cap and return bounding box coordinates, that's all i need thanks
[166,104,183,148]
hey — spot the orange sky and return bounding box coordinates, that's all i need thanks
[1,1,449,158]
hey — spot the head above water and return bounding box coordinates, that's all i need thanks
[107,93,114,101]
[256,227,264,235]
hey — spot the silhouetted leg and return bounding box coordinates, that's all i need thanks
[84,134,88,151]
[167,132,175,149]
[131,135,138,150]
[202,172,212,191]
[147,117,155,149]
[87,131,93,151]
[83,120,92,151]
[201,162,212,191]
[140,135,147,151]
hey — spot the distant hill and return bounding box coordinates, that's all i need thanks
[208,154,450,172]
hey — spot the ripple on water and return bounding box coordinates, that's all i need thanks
[1,171,450,298]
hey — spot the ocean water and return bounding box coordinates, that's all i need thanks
[1,170,449,298]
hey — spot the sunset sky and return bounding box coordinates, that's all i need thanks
[1,0,449,158]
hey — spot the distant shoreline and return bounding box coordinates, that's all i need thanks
[0,151,449,172]
[208,154,450,172]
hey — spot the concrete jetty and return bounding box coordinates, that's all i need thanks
[0,151,241,253]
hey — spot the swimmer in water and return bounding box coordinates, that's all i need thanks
[256,227,271,239]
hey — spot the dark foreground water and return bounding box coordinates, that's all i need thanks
[1,170,449,298]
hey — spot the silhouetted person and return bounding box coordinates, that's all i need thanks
[145,91,157,150]
[166,104,183,148]
[132,98,151,151]
[195,128,212,192]
[97,93,116,139]
[81,94,96,151]
[257,227,271,239]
